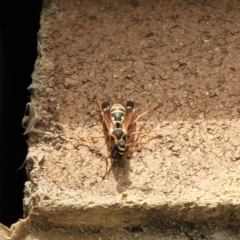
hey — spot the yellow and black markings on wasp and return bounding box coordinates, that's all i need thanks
[75,100,163,178]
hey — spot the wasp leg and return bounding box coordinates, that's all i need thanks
[102,153,111,179]
[131,103,162,126]
[74,135,107,148]
[128,132,162,144]
[96,100,112,132]
[131,141,150,146]
[89,135,107,140]
[73,141,90,148]
[128,131,153,137]
[131,134,162,146]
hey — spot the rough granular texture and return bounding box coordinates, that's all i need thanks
[24,0,240,229]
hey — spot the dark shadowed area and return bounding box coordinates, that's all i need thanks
[0,0,42,227]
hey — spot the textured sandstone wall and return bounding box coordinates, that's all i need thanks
[20,0,240,234]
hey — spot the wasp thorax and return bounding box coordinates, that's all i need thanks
[111,129,124,140]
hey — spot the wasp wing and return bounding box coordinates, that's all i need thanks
[122,101,135,134]
[97,100,113,134]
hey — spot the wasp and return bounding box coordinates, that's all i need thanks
[84,100,162,178]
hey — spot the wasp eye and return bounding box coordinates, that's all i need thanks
[110,136,115,142]
[122,135,127,141]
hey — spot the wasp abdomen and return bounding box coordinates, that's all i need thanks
[110,104,126,122]
[112,112,124,121]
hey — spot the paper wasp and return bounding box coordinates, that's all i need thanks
[75,100,162,178]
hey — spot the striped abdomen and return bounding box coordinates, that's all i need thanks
[110,103,126,128]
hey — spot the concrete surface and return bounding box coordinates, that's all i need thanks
[3,0,240,239]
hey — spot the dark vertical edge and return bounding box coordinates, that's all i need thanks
[0,0,42,226]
